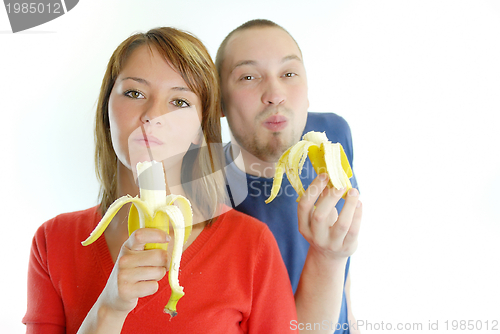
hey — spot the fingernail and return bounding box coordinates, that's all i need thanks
[348,188,359,197]
[319,174,329,182]
[356,200,362,208]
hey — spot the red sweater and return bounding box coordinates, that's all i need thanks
[23,206,298,333]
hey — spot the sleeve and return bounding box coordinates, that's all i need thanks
[22,224,66,333]
[247,226,299,333]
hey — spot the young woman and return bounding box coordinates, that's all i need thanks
[23,27,297,334]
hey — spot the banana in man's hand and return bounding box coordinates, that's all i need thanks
[265,131,353,204]
[82,160,193,317]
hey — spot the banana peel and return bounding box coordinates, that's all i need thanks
[265,131,353,203]
[82,160,193,317]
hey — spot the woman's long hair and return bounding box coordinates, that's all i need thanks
[94,27,227,223]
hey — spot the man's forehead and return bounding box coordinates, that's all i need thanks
[224,27,302,67]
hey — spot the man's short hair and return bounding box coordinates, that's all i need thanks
[215,19,301,78]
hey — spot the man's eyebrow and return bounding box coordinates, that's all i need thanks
[281,54,302,63]
[231,55,302,73]
[231,60,257,73]
[121,77,150,85]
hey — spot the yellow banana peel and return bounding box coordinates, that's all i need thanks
[81,160,193,317]
[265,131,353,203]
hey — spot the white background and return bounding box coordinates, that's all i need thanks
[1,0,499,333]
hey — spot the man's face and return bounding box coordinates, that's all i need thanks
[220,27,309,163]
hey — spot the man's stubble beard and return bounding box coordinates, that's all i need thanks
[231,109,304,163]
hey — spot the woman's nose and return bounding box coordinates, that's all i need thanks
[141,100,166,125]
[141,113,163,126]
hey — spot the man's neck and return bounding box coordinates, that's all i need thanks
[230,142,277,179]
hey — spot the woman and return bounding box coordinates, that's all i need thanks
[23,27,297,334]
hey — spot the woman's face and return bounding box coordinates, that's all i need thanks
[108,45,202,174]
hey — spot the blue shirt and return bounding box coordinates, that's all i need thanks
[224,112,359,333]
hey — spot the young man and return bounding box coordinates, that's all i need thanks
[216,20,362,333]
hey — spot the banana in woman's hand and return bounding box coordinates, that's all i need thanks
[81,160,192,317]
[265,131,353,204]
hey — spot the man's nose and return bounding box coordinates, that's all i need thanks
[261,77,286,105]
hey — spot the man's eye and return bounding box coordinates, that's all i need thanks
[124,90,145,99]
[284,73,296,78]
[242,75,254,81]
[173,99,190,108]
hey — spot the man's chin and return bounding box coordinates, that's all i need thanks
[255,140,292,163]
[232,131,295,162]
[255,151,283,164]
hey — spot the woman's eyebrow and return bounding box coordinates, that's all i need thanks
[171,86,192,92]
[121,77,150,85]
[120,79,192,93]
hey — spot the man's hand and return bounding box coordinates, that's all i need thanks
[297,173,362,261]
[295,173,362,333]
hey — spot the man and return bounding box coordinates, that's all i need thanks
[216,19,362,333]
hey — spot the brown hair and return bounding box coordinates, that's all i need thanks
[95,27,226,222]
[215,19,302,78]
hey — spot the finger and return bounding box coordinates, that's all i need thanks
[118,266,167,285]
[117,272,162,300]
[315,185,346,224]
[125,228,169,251]
[297,174,329,238]
[118,248,169,269]
[343,200,363,247]
[309,186,340,237]
[330,188,359,241]
[133,281,161,298]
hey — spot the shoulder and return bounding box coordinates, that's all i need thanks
[35,206,101,244]
[214,208,278,248]
[217,208,270,234]
[305,112,352,136]
[29,206,102,279]
[304,112,355,157]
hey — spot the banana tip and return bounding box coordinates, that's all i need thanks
[164,308,178,319]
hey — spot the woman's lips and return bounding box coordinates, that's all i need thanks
[263,115,288,131]
[134,135,163,147]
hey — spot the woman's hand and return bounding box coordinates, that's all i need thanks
[103,228,170,313]
[78,228,169,334]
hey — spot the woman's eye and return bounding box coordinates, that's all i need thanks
[173,99,190,108]
[284,73,296,78]
[242,75,255,81]
[124,90,145,99]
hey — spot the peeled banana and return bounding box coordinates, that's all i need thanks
[81,160,193,317]
[265,131,353,204]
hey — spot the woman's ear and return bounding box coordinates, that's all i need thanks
[192,128,203,145]
[220,100,226,118]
